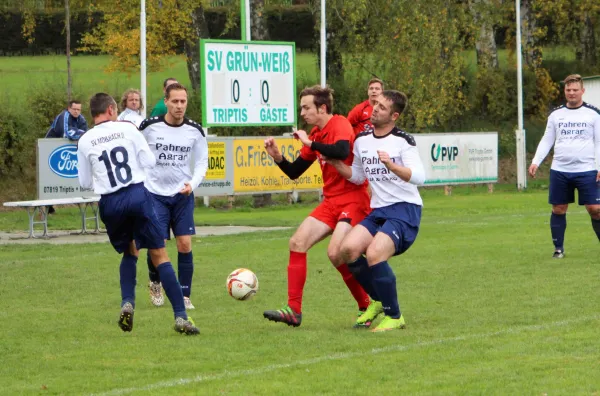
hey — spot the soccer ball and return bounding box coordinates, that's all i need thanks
[226,268,259,300]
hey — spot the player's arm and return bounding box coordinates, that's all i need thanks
[381,145,426,185]
[76,143,93,190]
[594,114,600,179]
[190,135,209,188]
[531,116,556,167]
[130,127,156,168]
[296,129,350,160]
[328,145,367,184]
[264,137,314,179]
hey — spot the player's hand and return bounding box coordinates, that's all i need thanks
[293,129,311,147]
[264,137,283,162]
[528,164,538,178]
[596,171,600,182]
[377,150,392,166]
[180,182,193,196]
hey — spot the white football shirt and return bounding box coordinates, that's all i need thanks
[117,108,145,128]
[77,121,156,195]
[349,127,425,208]
[532,103,600,172]
[140,116,209,197]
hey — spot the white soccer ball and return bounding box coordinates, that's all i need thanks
[226,268,259,300]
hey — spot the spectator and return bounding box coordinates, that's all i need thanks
[117,89,145,128]
[45,100,88,140]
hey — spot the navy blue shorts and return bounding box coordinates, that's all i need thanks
[359,202,422,256]
[99,183,165,253]
[549,169,600,205]
[150,192,196,239]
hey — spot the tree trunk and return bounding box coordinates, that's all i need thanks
[520,0,542,69]
[184,4,210,93]
[250,0,270,41]
[468,0,498,69]
[65,0,72,100]
[577,12,597,66]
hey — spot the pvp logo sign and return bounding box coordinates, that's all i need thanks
[48,145,78,178]
[430,143,459,162]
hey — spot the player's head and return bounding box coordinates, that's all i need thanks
[67,100,82,118]
[299,85,334,125]
[120,89,143,113]
[563,74,585,108]
[90,93,118,121]
[163,77,178,93]
[367,78,384,104]
[371,90,408,128]
[164,83,188,123]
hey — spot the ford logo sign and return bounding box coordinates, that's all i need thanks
[48,145,78,178]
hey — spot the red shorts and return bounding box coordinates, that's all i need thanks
[309,190,371,229]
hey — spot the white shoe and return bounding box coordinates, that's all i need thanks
[149,281,164,307]
[184,297,195,310]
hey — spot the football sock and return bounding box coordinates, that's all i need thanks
[178,251,194,298]
[550,213,566,251]
[591,218,600,241]
[287,251,307,314]
[147,251,160,283]
[120,254,138,308]
[347,255,380,301]
[336,263,370,310]
[156,262,187,320]
[370,261,401,319]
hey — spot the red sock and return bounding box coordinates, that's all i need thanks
[287,251,307,314]
[337,263,370,310]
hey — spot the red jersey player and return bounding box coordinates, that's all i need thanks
[347,78,384,135]
[263,85,373,328]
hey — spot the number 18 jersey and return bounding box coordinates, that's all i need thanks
[77,121,156,195]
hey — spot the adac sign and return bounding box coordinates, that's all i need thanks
[48,145,78,178]
[431,143,459,162]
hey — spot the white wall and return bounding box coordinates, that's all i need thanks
[583,77,600,107]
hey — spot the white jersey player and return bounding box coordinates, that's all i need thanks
[138,83,208,310]
[76,93,199,335]
[328,90,425,333]
[117,108,144,128]
[529,74,600,259]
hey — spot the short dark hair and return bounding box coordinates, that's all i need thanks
[163,77,178,89]
[89,93,117,118]
[381,90,408,116]
[300,85,334,114]
[165,83,188,99]
[68,100,81,108]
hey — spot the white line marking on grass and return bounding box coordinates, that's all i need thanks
[93,315,599,396]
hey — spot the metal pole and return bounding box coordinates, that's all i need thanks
[140,0,147,118]
[241,0,251,41]
[320,0,326,87]
[515,0,527,190]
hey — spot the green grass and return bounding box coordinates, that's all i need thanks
[1,188,599,394]
[0,53,319,110]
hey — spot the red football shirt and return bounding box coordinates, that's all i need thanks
[299,115,367,198]
[347,100,373,135]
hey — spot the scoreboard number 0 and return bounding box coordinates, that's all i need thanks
[231,79,240,104]
[260,80,270,104]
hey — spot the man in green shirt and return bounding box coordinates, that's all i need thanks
[150,77,178,117]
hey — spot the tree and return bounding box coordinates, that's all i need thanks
[250,0,270,40]
[468,0,500,69]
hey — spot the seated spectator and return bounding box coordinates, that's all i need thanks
[117,88,145,128]
[45,100,88,140]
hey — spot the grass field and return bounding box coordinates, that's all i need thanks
[1,186,599,394]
